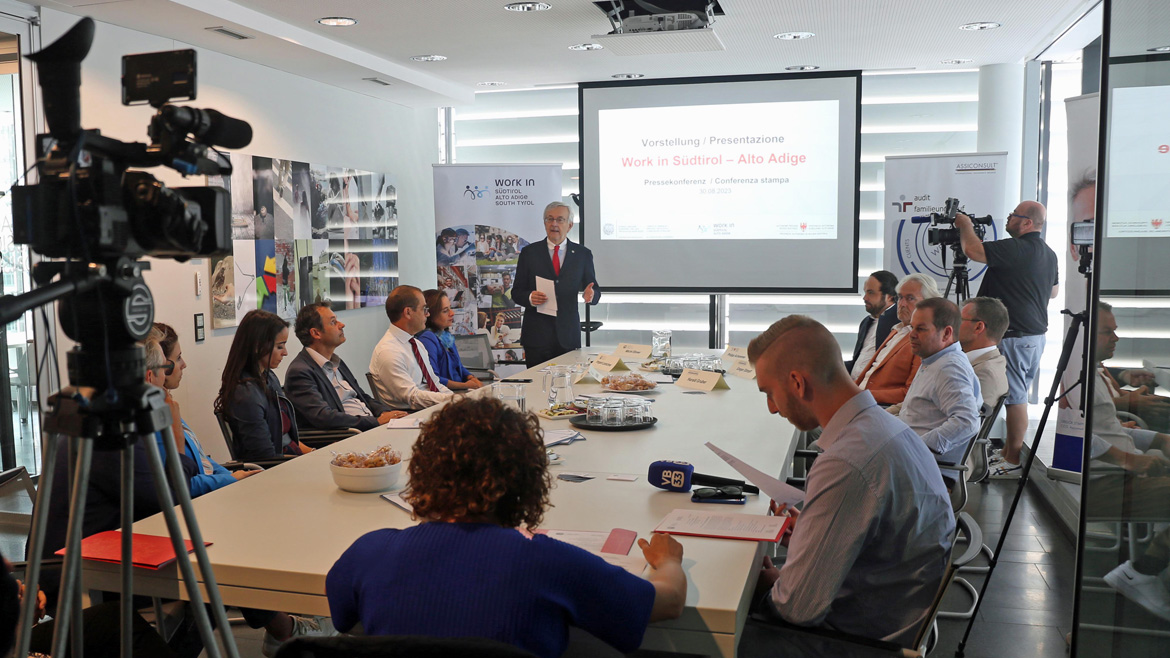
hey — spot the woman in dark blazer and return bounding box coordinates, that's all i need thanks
[415,289,484,391]
[215,310,308,460]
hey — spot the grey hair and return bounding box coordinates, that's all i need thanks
[142,326,167,371]
[543,201,574,223]
[896,273,941,300]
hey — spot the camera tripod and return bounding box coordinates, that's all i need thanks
[941,244,972,304]
[0,260,239,658]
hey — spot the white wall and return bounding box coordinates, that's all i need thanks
[41,8,440,460]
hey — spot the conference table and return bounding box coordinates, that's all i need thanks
[81,348,796,657]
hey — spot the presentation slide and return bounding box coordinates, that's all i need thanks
[597,100,839,241]
[1105,84,1170,239]
[581,74,860,292]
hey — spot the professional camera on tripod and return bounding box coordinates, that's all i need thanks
[0,16,251,658]
[911,196,994,302]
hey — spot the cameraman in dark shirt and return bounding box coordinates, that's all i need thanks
[955,201,1058,478]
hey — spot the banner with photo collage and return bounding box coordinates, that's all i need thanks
[432,164,563,368]
[206,154,400,329]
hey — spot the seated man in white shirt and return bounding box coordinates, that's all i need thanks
[890,297,981,488]
[370,286,455,410]
[958,296,1010,414]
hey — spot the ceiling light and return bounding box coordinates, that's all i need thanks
[363,77,393,87]
[774,31,815,40]
[411,54,448,62]
[318,17,357,27]
[569,43,603,51]
[785,65,820,71]
[477,81,507,87]
[204,26,254,40]
[504,2,552,10]
[940,58,973,65]
[612,73,644,79]
[1148,45,1170,53]
[959,22,1001,31]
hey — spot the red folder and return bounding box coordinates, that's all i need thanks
[55,530,211,570]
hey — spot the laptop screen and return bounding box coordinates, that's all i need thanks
[454,334,493,370]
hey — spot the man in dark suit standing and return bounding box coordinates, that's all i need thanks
[511,201,600,368]
[846,270,899,377]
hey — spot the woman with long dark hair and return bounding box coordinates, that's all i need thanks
[215,309,308,460]
[415,289,483,391]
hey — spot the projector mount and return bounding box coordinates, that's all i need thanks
[596,1,722,34]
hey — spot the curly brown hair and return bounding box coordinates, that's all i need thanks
[406,396,552,528]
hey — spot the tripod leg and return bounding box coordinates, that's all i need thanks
[140,432,237,658]
[13,434,60,658]
[50,436,94,658]
[121,443,135,658]
[155,427,241,658]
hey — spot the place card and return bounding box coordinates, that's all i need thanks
[729,360,756,380]
[674,368,730,391]
[616,343,653,359]
[723,345,749,361]
[591,353,630,373]
[573,371,600,384]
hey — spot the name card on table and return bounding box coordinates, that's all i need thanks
[592,353,630,373]
[729,360,757,380]
[723,345,749,361]
[616,343,653,359]
[675,368,730,391]
[573,371,600,384]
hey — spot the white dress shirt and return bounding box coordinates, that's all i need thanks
[369,324,453,410]
[858,324,909,388]
[965,345,997,363]
[850,317,881,379]
[307,347,372,418]
[547,237,567,270]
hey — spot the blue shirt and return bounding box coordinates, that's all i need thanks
[897,342,982,476]
[326,522,656,658]
[771,391,955,646]
[416,329,473,387]
[180,419,236,497]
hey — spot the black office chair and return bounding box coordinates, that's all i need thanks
[365,372,416,412]
[274,635,538,658]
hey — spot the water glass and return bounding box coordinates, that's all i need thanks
[586,398,606,424]
[624,398,646,424]
[603,399,625,426]
[652,330,673,358]
[493,382,527,413]
[702,355,723,371]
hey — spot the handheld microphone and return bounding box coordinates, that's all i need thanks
[647,460,759,494]
[910,215,932,224]
[162,105,253,149]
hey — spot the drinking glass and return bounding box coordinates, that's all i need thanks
[586,398,606,424]
[603,399,625,426]
[493,381,527,413]
[624,398,645,424]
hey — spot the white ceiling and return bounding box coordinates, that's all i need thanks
[40,0,1103,108]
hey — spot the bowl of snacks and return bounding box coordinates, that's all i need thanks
[600,373,658,393]
[330,446,403,493]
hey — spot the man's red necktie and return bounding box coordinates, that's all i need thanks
[409,338,440,392]
[552,244,561,276]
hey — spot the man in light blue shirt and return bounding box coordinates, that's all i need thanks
[894,297,982,486]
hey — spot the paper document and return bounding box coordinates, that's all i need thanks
[543,429,585,447]
[705,442,804,508]
[645,373,675,384]
[382,492,413,513]
[383,417,422,429]
[537,528,637,555]
[592,551,647,577]
[535,276,558,316]
[655,509,790,543]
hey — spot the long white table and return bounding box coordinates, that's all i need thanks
[81,349,794,657]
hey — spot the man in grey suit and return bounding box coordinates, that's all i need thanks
[959,297,1010,415]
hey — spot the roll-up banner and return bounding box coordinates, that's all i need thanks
[882,153,1008,292]
[432,164,563,369]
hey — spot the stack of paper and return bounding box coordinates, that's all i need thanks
[383,417,422,429]
[543,429,585,447]
[654,509,791,543]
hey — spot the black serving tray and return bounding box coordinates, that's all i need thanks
[569,416,658,432]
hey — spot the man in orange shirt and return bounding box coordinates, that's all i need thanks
[853,273,940,405]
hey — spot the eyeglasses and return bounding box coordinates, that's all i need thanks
[1007,213,1029,222]
[960,316,981,323]
[543,217,569,225]
[691,485,744,498]
[161,359,176,376]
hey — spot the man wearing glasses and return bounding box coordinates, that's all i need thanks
[369,285,454,409]
[955,201,1058,479]
[512,201,600,368]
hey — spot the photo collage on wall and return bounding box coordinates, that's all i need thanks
[208,153,399,329]
[435,224,532,366]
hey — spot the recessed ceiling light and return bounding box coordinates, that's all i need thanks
[477,81,507,87]
[612,73,644,79]
[318,17,357,27]
[569,43,603,51]
[940,58,973,65]
[411,54,448,62]
[1148,45,1170,53]
[785,65,820,71]
[774,31,815,40]
[504,2,552,11]
[959,22,1001,31]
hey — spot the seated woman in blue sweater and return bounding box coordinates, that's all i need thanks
[326,397,686,658]
[215,310,309,461]
[415,288,483,391]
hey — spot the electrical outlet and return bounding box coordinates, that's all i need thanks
[194,313,205,342]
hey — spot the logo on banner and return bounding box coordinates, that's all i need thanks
[1154,219,1164,230]
[891,194,1000,280]
[954,160,999,173]
[463,185,491,200]
[891,195,913,213]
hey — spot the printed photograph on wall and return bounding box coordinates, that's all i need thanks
[451,307,475,336]
[309,163,333,239]
[486,307,523,349]
[478,264,517,311]
[294,239,315,308]
[494,347,525,366]
[255,240,277,314]
[275,240,297,320]
[437,225,475,267]
[252,156,275,240]
[371,174,397,240]
[363,239,398,308]
[229,153,255,240]
[290,161,313,239]
[325,240,361,311]
[355,171,374,240]
[232,238,258,315]
[475,225,527,265]
[272,157,295,240]
[209,253,235,329]
[437,265,474,312]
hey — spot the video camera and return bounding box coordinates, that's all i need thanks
[912,197,993,247]
[10,17,246,263]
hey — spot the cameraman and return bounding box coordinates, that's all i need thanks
[955,201,1058,478]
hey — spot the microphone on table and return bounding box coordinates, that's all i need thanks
[647,460,759,494]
